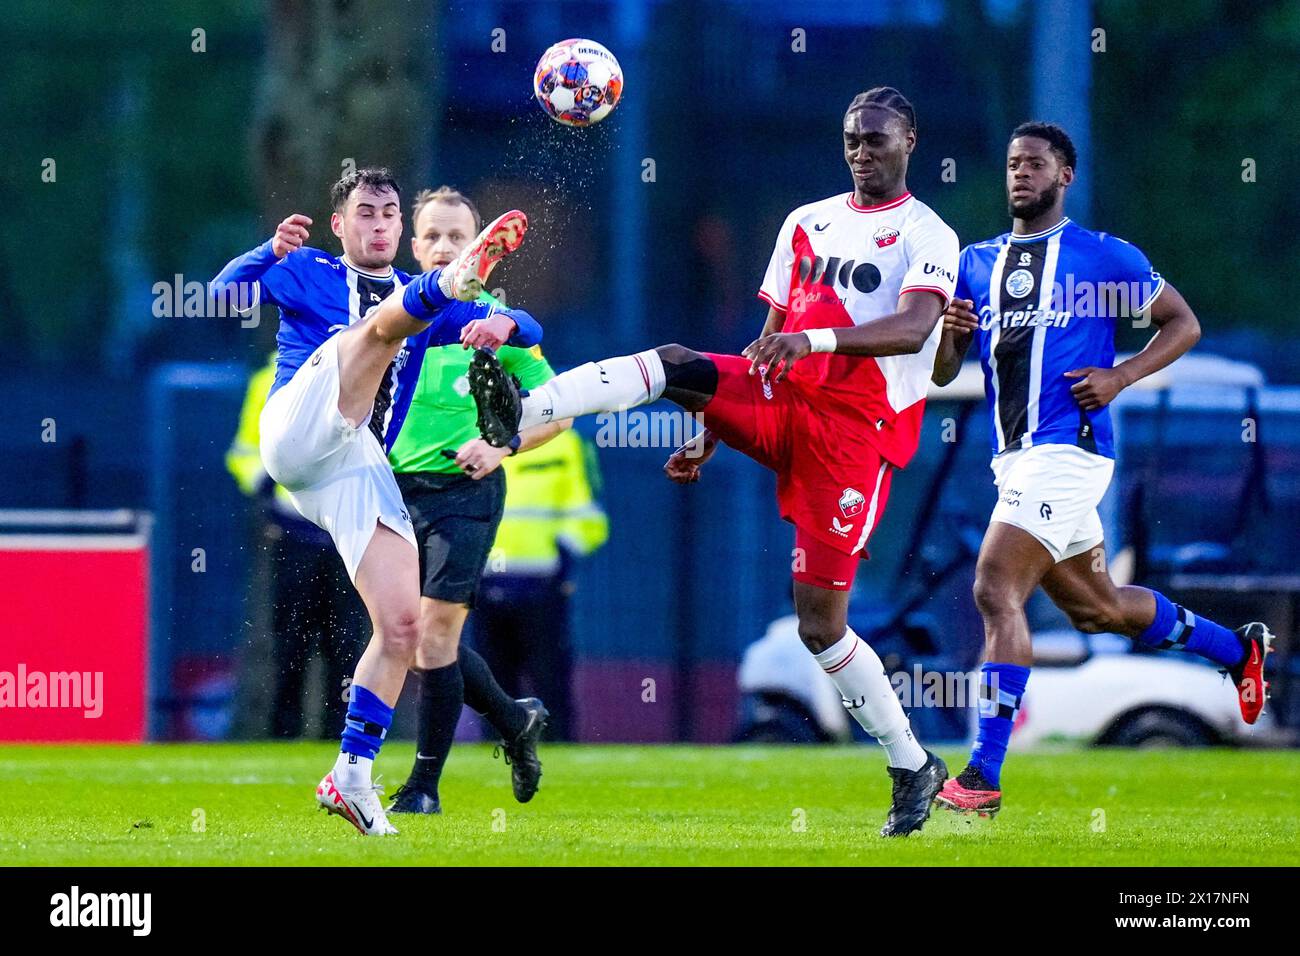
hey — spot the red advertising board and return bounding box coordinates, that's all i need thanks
[0,524,149,742]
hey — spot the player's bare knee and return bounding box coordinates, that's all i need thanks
[796,616,843,654]
[380,609,421,658]
[972,573,1019,619]
[655,343,716,398]
[655,343,700,366]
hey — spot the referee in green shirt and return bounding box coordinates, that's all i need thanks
[387,187,571,815]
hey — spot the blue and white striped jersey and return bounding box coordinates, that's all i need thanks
[955,217,1164,460]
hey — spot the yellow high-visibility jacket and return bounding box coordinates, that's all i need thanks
[487,428,608,576]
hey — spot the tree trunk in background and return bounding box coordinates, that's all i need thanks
[250,0,437,263]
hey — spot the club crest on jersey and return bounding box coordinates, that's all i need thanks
[873,226,899,249]
[1005,268,1035,298]
[838,487,865,518]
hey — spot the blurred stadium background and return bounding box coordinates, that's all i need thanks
[3,0,1298,748]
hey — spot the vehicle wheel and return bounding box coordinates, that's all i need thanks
[1101,708,1215,748]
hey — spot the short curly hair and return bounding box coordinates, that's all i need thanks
[1010,122,1077,170]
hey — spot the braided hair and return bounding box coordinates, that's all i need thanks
[845,86,917,133]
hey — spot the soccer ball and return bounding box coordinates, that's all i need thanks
[533,38,623,127]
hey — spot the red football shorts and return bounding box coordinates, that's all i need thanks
[699,353,895,590]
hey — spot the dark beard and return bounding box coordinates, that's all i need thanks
[1008,180,1061,222]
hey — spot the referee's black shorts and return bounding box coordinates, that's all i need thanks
[395,469,505,606]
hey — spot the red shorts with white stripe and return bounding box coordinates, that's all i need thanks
[699,353,895,590]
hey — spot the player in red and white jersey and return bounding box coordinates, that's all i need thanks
[469,87,958,836]
[754,158,958,505]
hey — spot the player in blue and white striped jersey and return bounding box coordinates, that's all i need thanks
[210,167,536,835]
[931,124,1272,817]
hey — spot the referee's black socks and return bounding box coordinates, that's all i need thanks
[460,646,528,740]
[409,661,464,792]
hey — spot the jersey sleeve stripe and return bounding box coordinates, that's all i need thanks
[757,289,787,312]
[1133,274,1166,316]
[899,284,951,303]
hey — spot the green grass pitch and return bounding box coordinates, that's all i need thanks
[2,743,1296,866]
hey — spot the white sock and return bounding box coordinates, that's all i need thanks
[333,751,373,790]
[520,349,666,430]
[813,628,927,771]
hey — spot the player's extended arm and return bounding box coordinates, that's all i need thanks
[931,298,979,386]
[741,291,944,383]
[1064,282,1200,411]
[520,417,572,452]
[209,214,313,308]
[451,419,572,479]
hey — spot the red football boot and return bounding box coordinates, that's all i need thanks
[934,764,1002,818]
[1229,623,1274,725]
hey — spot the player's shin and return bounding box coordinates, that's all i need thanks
[968,662,1030,789]
[335,684,395,789]
[1131,587,1243,667]
[519,349,666,430]
[812,628,927,771]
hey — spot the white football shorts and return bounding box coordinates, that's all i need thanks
[259,335,416,582]
[988,442,1114,563]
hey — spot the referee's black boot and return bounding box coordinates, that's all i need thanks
[495,698,549,803]
[388,782,442,815]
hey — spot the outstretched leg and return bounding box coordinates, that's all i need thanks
[514,343,719,431]
[1042,543,1268,722]
[336,208,529,425]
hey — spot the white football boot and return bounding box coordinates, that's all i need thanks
[438,209,529,302]
[316,772,399,836]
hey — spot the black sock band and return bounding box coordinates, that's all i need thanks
[409,661,464,790]
[460,646,527,739]
[661,353,718,395]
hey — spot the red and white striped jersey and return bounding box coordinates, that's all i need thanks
[758,191,959,468]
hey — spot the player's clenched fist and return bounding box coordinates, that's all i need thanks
[459,313,518,349]
[943,297,979,335]
[271,214,313,258]
[742,331,812,384]
[664,429,718,484]
[1065,365,1130,411]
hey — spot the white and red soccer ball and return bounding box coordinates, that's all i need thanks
[533,38,623,127]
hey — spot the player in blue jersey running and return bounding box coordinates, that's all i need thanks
[211,167,536,835]
[931,123,1272,817]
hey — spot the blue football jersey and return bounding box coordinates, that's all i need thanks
[210,240,540,450]
[955,217,1164,459]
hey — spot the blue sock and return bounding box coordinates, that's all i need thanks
[970,663,1030,790]
[401,268,452,319]
[1134,588,1243,668]
[340,684,394,760]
